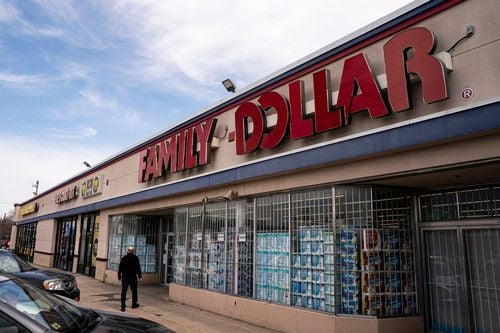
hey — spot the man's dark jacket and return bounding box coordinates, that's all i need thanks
[118,253,142,280]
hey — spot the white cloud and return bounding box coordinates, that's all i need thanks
[0,135,116,217]
[0,71,51,89]
[0,1,63,38]
[2,1,414,100]
[79,88,142,125]
[0,0,416,216]
[45,88,142,127]
[0,2,19,24]
[43,126,97,140]
[58,62,94,83]
[0,65,92,93]
[107,0,413,99]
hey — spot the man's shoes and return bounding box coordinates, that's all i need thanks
[120,306,125,312]
[131,303,140,309]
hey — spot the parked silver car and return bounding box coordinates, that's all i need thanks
[0,274,174,332]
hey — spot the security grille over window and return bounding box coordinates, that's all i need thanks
[371,188,416,317]
[420,185,500,222]
[173,201,254,295]
[15,222,37,262]
[173,208,187,284]
[290,188,334,312]
[231,200,254,297]
[171,185,417,317]
[204,202,227,292]
[186,206,203,288]
[255,194,290,305]
[107,215,159,273]
[335,187,372,315]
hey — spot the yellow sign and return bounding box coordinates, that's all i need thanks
[81,175,104,199]
[20,203,38,216]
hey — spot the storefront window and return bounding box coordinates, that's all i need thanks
[173,201,255,296]
[255,194,290,305]
[230,200,254,297]
[15,222,37,262]
[171,186,418,317]
[185,206,203,288]
[107,215,159,273]
[172,209,187,284]
[335,187,417,316]
[203,202,226,292]
[290,188,333,312]
[420,185,500,222]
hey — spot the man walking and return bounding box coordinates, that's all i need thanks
[118,246,142,311]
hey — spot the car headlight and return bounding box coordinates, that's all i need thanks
[43,279,65,291]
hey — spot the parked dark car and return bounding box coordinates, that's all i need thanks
[0,274,174,332]
[0,250,79,301]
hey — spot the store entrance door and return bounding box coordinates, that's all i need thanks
[77,214,98,277]
[160,233,175,285]
[54,217,77,271]
[160,215,174,285]
[422,226,500,333]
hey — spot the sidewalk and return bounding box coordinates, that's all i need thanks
[75,274,280,333]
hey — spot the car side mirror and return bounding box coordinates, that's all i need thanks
[1,326,19,333]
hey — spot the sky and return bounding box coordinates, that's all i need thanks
[0,0,414,217]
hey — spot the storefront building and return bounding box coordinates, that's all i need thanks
[11,0,500,332]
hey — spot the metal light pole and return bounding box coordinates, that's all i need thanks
[32,180,39,196]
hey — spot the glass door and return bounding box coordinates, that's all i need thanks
[54,217,77,271]
[77,214,97,277]
[422,226,500,333]
[422,229,469,333]
[160,215,174,285]
[463,228,500,333]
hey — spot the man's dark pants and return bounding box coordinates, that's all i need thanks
[121,276,138,308]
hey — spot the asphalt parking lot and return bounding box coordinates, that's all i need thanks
[75,273,279,333]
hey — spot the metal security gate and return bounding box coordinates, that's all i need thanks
[422,226,500,333]
[464,228,500,333]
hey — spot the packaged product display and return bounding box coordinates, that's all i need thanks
[108,234,157,273]
[361,228,417,316]
[186,232,202,286]
[256,232,290,305]
[173,245,186,283]
[177,223,254,294]
[168,189,417,318]
[207,241,224,291]
[237,238,253,297]
[290,227,335,312]
[338,229,360,314]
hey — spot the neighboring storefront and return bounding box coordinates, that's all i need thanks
[14,222,37,262]
[11,0,500,332]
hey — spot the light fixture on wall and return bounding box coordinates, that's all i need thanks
[222,190,238,200]
[214,125,228,140]
[202,190,238,203]
[222,79,236,93]
[447,25,474,52]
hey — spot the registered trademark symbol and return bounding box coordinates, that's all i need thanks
[460,87,474,101]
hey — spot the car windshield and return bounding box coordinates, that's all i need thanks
[0,252,34,273]
[0,278,99,332]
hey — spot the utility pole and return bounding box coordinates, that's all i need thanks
[32,180,39,196]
